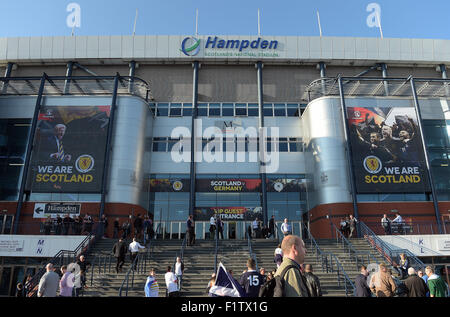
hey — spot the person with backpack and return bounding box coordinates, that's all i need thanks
[260,235,310,297]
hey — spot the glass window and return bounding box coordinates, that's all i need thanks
[156,103,169,116]
[208,103,221,116]
[248,103,259,116]
[287,104,300,117]
[289,138,303,152]
[222,103,234,116]
[169,103,182,116]
[152,137,167,152]
[198,103,208,116]
[278,138,289,152]
[423,120,448,148]
[182,103,193,116]
[168,138,180,152]
[235,103,247,116]
[274,103,286,117]
[263,103,273,116]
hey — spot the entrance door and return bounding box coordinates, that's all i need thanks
[228,222,236,239]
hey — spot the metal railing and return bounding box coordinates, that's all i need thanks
[214,227,219,274]
[362,221,448,236]
[0,75,151,101]
[331,223,380,270]
[172,235,187,293]
[246,229,259,271]
[118,240,153,297]
[25,224,99,297]
[359,221,425,271]
[153,220,304,240]
[303,225,356,297]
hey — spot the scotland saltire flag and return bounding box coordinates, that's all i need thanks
[209,262,245,297]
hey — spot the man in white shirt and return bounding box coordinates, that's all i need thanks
[392,213,404,234]
[252,218,260,238]
[175,257,184,290]
[281,218,292,237]
[129,238,145,270]
[165,266,179,297]
[209,216,216,239]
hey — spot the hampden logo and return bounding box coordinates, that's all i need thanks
[181,37,201,56]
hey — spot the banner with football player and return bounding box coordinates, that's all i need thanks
[347,106,430,193]
[28,105,110,193]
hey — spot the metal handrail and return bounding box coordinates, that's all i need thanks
[172,235,187,293]
[359,221,425,270]
[25,223,99,297]
[214,225,219,274]
[118,240,152,297]
[246,229,258,271]
[303,224,356,297]
[331,223,380,270]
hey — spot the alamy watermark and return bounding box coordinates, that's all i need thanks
[66,3,81,29]
[170,121,280,173]
[366,2,382,28]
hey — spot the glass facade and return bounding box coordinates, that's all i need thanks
[0,119,30,201]
[152,102,306,117]
[423,119,450,200]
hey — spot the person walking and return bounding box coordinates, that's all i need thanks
[38,263,60,297]
[268,215,275,239]
[355,265,371,297]
[165,266,179,297]
[304,264,322,297]
[403,267,429,297]
[216,217,224,239]
[369,263,397,297]
[274,244,283,268]
[59,265,74,297]
[143,216,151,245]
[348,214,358,238]
[209,216,216,240]
[280,218,292,237]
[144,268,159,297]
[134,214,143,240]
[274,235,310,297]
[252,218,261,238]
[122,220,131,240]
[113,218,120,239]
[129,238,145,270]
[175,257,185,290]
[112,238,127,273]
[186,215,195,246]
[425,266,449,297]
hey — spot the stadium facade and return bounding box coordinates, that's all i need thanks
[0,34,450,241]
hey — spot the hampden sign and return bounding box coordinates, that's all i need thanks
[181,36,281,58]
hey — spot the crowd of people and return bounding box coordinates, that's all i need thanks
[21,255,91,297]
[355,253,449,297]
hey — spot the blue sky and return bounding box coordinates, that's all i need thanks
[1,0,450,39]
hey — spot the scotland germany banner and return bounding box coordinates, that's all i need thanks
[347,106,430,193]
[28,105,110,193]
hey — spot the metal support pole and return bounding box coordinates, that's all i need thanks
[337,76,360,236]
[318,62,326,95]
[380,63,390,96]
[13,73,47,234]
[410,78,444,234]
[439,64,450,97]
[189,61,199,217]
[256,61,268,226]
[128,61,136,93]
[99,73,120,220]
[64,61,74,94]
[1,62,14,94]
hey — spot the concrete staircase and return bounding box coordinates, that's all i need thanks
[81,237,383,297]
